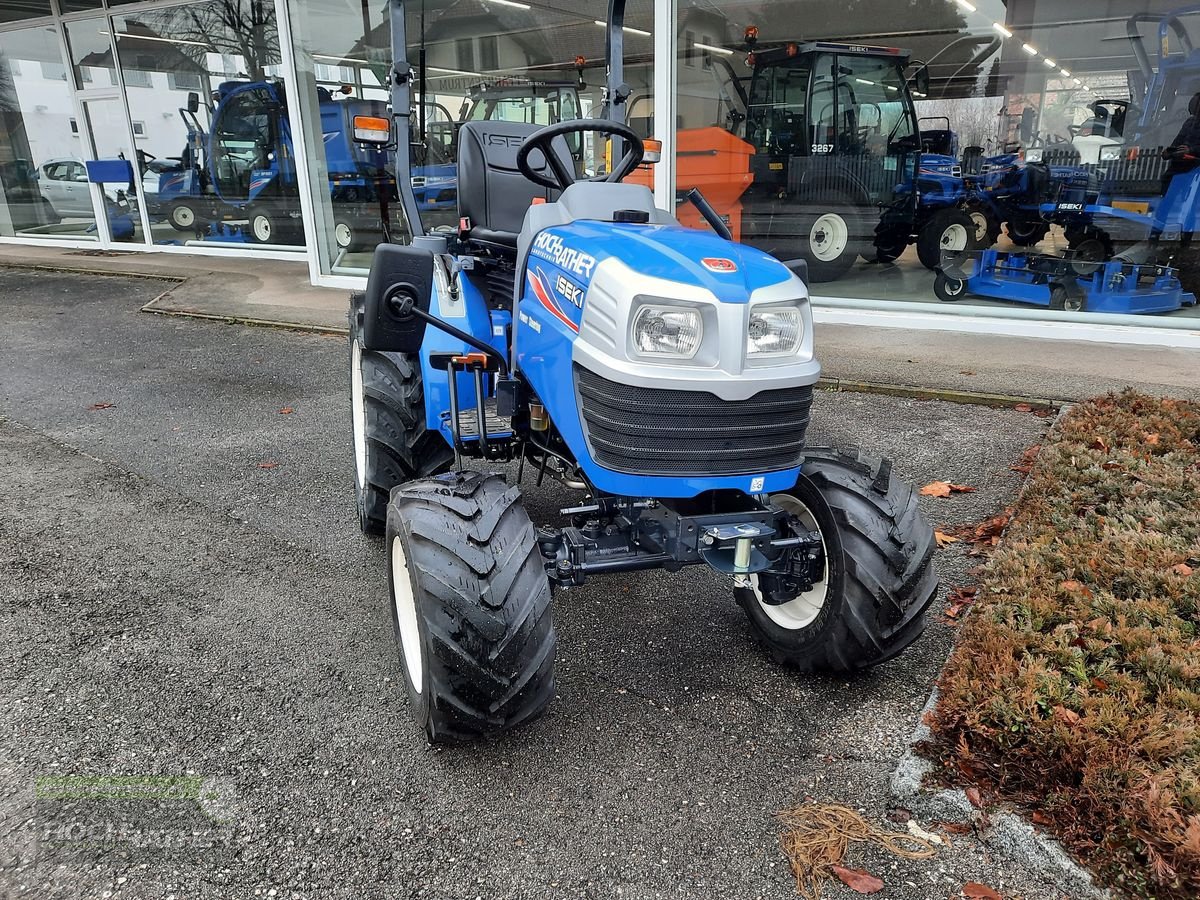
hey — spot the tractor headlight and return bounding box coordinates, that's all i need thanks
[1100,147,1122,162]
[1025,148,1044,163]
[631,304,703,359]
[747,304,804,357]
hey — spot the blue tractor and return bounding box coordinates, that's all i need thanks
[155,82,394,248]
[348,0,938,742]
[875,117,979,269]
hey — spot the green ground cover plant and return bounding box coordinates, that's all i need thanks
[930,391,1200,898]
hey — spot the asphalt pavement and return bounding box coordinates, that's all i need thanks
[0,267,1063,899]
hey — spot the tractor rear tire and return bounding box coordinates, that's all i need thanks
[349,293,454,534]
[735,448,938,672]
[1007,218,1049,247]
[796,193,868,282]
[917,208,976,271]
[386,472,556,743]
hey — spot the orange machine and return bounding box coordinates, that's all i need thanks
[627,127,755,239]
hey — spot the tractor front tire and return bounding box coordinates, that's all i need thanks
[349,293,454,534]
[167,200,201,233]
[735,448,937,672]
[917,208,976,270]
[386,472,557,743]
[965,202,1001,248]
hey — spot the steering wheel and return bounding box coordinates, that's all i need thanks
[516,119,644,191]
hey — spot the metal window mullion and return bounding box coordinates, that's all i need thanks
[104,11,155,246]
[52,13,113,246]
[275,0,326,283]
[652,0,676,211]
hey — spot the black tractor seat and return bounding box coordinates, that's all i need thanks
[456,120,575,253]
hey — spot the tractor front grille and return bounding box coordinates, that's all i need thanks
[573,365,813,477]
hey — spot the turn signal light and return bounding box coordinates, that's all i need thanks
[642,139,662,164]
[744,25,759,44]
[352,115,390,145]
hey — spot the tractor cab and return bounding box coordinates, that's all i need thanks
[740,35,924,281]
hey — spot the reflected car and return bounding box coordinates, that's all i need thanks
[38,158,122,218]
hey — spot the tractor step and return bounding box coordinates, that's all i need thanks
[442,399,513,442]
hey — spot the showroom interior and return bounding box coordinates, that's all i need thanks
[1,0,1198,334]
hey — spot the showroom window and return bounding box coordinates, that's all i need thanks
[285,0,654,277]
[0,22,99,240]
[111,2,303,250]
[668,0,1200,328]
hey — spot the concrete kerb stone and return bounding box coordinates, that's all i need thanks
[889,403,1107,898]
[888,687,1109,898]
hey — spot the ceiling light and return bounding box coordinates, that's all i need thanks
[1060,68,1072,77]
[694,42,733,56]
[992,23,1012,38]
[855,78,876,85]
[1044,59,1057,68]
[593,20,651,37]
[1022,43,1038,56]
[427,65,481,77]
[954,0,976,11]
[99,29,213,49]
[484,0,531,9]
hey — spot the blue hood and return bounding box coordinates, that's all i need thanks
[548,220,796,304]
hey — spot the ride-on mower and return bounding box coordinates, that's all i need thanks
[350,0,938,743]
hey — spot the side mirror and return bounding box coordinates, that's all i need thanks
[1020,108,1037,144]
[187,91,200,114]
[361,244,434,353]
[914,64,930,98]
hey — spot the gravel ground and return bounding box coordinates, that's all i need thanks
[0,268,1060,899]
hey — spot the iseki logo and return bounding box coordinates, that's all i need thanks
[554,275,583,308]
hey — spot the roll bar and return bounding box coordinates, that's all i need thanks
[1126,7,1200,86]
[388,0,425,237]
[604,0,629,122]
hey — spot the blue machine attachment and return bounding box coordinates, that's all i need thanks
[936,248,1197,314]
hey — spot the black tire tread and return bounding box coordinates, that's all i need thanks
[350,293,453,533]
[388,473,556,742]
[917,207,976,270]
[738,448,938,672]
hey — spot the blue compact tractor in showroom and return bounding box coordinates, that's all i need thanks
[348,0,938,742]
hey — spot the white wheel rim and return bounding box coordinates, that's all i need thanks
[750,494,830,630]
[350,340,368,491]
[173,206,195,227]
[969,212,988,242]
[390,536,423,694]
[253,215,272,242]
[941,223,969,252]
[335,222,352,249]
[810,213,850,263]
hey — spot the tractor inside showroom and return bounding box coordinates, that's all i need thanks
[349,0,938,742]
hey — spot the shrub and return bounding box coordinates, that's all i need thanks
[930,391,1200,898]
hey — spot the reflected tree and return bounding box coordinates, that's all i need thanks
[139,0,280,81]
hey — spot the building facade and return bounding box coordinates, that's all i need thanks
[2,0,1198,346]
